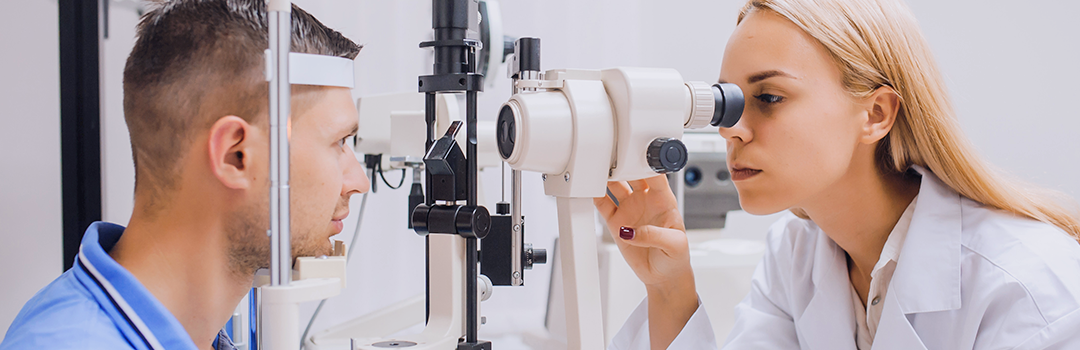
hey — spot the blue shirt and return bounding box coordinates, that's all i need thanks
[1,222,236,350]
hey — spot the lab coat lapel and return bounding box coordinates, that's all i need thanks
[869,167,962,350]
[869,288,928,350]
[795,227,858,350]
[892,167,963,314]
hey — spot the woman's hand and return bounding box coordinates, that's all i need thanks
[594,175,699,350]
[594,174,693,287]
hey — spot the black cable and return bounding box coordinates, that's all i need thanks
[377,160,406,190]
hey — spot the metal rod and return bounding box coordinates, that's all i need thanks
[466,89,479,343]
[511,169,522,286]
[268,7,291,287]
[425,92,436,205]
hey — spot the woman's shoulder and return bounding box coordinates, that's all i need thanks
[957,197,1080,324]
[958,196,1080,266]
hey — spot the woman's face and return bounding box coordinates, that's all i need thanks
[718,9,873,215]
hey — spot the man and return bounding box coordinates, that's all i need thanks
[0,0,368,349]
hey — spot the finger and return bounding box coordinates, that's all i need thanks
[593,196,617,219]
[643,174,670,191]
[606,181,632,202]
[616,225,688,256]
[627,178,650,193]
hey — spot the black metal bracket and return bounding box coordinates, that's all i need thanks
[419,73,485,93]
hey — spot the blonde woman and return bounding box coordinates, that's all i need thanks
[600,0,1080,349]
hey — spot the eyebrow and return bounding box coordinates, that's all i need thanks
[719,69,796,84]
[347,124,358,136]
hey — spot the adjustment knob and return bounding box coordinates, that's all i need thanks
[456,205,491,239]
[524,244,547,269]
[646,138,688,173]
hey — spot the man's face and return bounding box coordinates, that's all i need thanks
[226,87,368,275]
[288,87,369,258]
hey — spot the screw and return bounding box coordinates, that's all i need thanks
[564,172,570,182]
[542,174,547,181]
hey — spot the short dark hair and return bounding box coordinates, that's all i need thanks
[123,0,360,203]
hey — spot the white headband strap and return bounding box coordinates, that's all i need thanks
[264,50,356,88]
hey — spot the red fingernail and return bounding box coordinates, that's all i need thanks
[619,226,634,240]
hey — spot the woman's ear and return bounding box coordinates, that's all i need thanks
[208,116,253,189]
[860,86,901,144]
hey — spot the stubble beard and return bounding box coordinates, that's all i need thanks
[226,198,335,278]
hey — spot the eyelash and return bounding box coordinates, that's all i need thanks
[755,94,784,104]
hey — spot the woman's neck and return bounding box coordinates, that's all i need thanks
[800,164,919,295]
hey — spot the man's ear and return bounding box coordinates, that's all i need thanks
[860,85,901,144]
[208,116,254,189]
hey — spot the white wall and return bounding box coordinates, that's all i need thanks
[907,0,1080,199]
[0,0,63,338]
[3,0,1077,346]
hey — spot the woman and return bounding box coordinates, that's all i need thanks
[600,0,1080,349]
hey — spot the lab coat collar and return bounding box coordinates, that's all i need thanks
[796,220,859,350]
[890,166,963,314]
[74,222,199,350]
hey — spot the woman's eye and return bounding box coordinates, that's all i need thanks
[755,94,784,104]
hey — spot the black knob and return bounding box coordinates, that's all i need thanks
[711,83,744,128]
[515,37,541,72]
[646,138,688,173]
[456,205,491,239]
[524,244,547,269]
[497,105,516,159]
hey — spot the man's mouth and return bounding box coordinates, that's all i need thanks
[331,219,345,234]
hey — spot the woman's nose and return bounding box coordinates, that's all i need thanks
[717,117,752,144]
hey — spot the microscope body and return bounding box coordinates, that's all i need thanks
[500,67,721,197]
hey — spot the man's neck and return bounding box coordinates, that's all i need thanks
[111,201,253,350]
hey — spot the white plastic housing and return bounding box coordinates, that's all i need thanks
[499,67,705,186]
[500,91,574,175]
[600,68,687,181]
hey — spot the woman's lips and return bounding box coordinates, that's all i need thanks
[730,167,762,181]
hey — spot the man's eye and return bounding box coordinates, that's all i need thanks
[754,94,784,104]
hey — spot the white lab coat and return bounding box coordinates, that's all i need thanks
[610,167,1080,350]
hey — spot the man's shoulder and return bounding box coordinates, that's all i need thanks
[1,269,133,349]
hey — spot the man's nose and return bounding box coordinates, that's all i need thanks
[343,152,370,195]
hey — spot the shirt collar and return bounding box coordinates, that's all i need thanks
[76,222,199,350]
[871,195,917,279]
[890,166,964,314]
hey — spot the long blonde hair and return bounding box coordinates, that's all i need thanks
[738,0,1080,241]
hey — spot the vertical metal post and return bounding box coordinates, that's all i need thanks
[268,1,291,287]
[465,89,479,343]
[59,0,102,270]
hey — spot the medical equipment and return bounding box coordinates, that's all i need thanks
[495,37,744,349]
